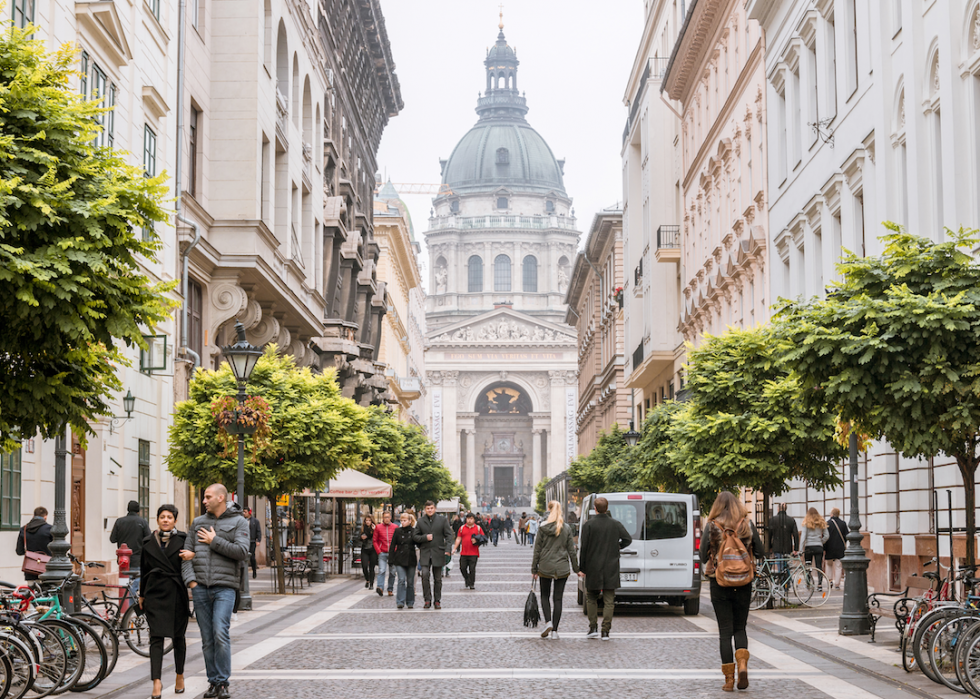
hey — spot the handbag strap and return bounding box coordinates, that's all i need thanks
[830,518,843,540]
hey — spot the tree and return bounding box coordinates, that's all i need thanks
[534,478,548,514]
[776,226,980,564]
[389,422,459,511]
[568,425,629,493]
[167,347,370,591]
[0,23,174,449]
[670,326,845,498]
[361,406,405,485]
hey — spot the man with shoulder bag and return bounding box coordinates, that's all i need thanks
[17,507,52,581]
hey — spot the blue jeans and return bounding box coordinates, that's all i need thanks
[528,533,535,545]
[192,586,236,687]
[395,565,415,607]
[378,552,395,591]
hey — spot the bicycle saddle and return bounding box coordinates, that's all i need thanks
[923,571,940,580]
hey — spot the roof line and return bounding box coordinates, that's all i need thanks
[661,0,699,95]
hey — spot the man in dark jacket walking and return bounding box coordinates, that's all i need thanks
[489,515,501,546]
[768,503,799,574]
[16,507,52,581]
[579,497,632,640]
[412,501,454,609]
[110,501,151,575]
[184,484,249,699]
[245,509,261,579]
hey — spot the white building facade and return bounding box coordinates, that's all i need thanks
[748,0,980,589]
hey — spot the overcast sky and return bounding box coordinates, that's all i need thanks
[376,0,643,287]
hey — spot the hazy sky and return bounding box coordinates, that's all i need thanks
[376,0,643,286]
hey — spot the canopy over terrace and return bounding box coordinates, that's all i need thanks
[298,469,393,499]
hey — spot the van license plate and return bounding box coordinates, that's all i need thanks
[620,573,638,583]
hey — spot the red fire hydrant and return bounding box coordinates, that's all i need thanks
[116,544,133,577]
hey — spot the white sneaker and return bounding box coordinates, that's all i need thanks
[550,630,560,640]
[540,623,553,638]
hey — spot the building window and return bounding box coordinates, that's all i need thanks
[0,449,21,530]
[189,107,200,197]
[450,199,459,213]
[494,255,511,292]
[138,440,150,522]
[79,52,89,96]
[11,0,34,29]
[522,255,538,292]
[188,278,203,359]
[496,147,510,164]
[468,256,483,292]
[143,125,157,177]
[106,85,115,147]
[147,0,160,20]
[546,200,555,213]
[496,197,508,210]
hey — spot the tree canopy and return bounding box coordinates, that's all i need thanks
[568,425,629,494]
[0,24,174,449]
[776,226,980,564]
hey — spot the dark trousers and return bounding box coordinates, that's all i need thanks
[586,588,616,634]
[540,576,567,631]
[149,636,187,681]
[420,561,443,603]
[709,578,751,664]
[459,555,478,588]
[804,546,825,574]
[249,542,258,575]
[361,547,378,586]
[519,530,527,545]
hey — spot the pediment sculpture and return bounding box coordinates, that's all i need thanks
[432,317,574,344]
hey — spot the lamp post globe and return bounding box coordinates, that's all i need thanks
[624,421,641,448]
[122,389,136,416]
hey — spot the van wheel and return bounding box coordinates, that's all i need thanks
[683,596,701,616]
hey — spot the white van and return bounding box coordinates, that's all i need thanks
[576,491,702,615]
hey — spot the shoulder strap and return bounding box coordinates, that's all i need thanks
[830,518,843,539]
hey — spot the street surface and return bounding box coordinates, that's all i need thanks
[81,542,961,699]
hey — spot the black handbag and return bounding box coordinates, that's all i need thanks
[523,578,540,628]
[471,534,488,547]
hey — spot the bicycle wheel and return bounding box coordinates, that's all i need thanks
[69,615,116,679]
[61,619,106,693]
[0,633,37,699]
[929,615,972,692]
[749,573,773,610]
[914,608,958,683]
[796,566,831,607]
[953,621,980,696]
[20,623,66,699]
[36,620,83,695]
[121,607,171,658]
[0,650,15,699]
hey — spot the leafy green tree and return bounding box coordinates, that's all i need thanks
[534,478,548,514]
[671,326,845,498]
[167,348,370,591]
[777,227,980,564]
[389,422,460,511]
[361,406,405,485]
[0,23,174,449]
[568,425,629,493]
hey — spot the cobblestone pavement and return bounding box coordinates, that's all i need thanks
[78,541,963,699]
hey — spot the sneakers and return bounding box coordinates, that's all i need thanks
[364,581,370,588]
[388,590,394,596]
[376,587,383,596]
[601,631,610,641]
[550,630,560,640]
[204,685,218,699]
[434,602,442,609]
[397,604,404,609]
[586,627,599,639]
[540,623,553,639]
[216,685,230,699]
[424,602,432,609]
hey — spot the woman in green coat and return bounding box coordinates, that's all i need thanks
[531,500,580,640]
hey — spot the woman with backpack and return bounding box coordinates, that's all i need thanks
[700,491,764,692]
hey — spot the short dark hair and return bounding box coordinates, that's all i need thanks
[157,504,178,520]
[465,512,475,521]
[33,507,47,518]
[594,497,609,514]
[127,500,141,514]
[424,500,435,508]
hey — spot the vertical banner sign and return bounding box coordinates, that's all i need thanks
[566,387,576,468]
[432,388,443,459]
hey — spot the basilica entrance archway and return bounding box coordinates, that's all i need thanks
[475,382,532,506]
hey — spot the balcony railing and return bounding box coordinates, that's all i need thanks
[632,342,644,370]
[428,214,578,231]
[624,57,672,147]
[657,225,680,249]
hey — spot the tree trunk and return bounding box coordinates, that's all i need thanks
[957,456,978,568]
[761,490,771,553]
[269,501,286,595]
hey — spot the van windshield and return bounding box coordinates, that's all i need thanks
[605,500,688,540]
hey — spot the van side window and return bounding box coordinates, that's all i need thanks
[608,503,642,539]
[646,502,687,540]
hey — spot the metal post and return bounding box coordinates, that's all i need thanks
[236,385,253,611]
[309,489,326,583]
[839,431,871,635]
[41,430,75,607]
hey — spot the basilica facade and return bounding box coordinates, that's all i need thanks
[424,22,580,505]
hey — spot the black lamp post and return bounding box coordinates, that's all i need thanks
[624,421,641,448]
[221,321,262,612]
[109,390,137,434]
[839,430,871,635]
[40,429,73,607]
[309,482,326,583]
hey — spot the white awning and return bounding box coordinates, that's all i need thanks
[297,469,393,499]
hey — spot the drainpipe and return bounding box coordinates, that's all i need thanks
[174,0,200,370]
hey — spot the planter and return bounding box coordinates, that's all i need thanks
[223,417,258,435]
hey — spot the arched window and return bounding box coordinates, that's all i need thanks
[468,256,483,292]
[522,255,538,292]
[494,255,511,292]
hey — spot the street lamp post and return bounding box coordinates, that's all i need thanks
[309,485,326,583]
[624,421,641,448]
[839,431,871,635]
[40,429,73,608]
[221,321,262,612]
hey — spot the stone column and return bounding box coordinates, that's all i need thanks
[532,429,542,489]
[442,371,459,481]
[484,241,493,293]
[465,429,476,492]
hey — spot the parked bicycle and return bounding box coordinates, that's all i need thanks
[749,553,830,610]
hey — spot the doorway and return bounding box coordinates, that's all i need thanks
[493,466,514,499]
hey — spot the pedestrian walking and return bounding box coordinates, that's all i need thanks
[489,514,501,546]
[527,516,538,546]
[412,500,454,609]
[531,501,580,640]
[700,491,764,692]
[110,500,152,576]
[518,513,528,546]
[768,503,799,574]
[579,497,631,641]
[454,513,484,589]
[801,507,829,585]
[504,513,513,540]
[824,508,849,589]
[373,511,398,597]
[140,504,195,699]
[16,506,52,581]
[359,514,378,589]
[244,509,261,579]
[184,484,250,699]
[390,512,417,609]
[451,513,462,535]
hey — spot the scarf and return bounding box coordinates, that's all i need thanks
[159,529,173,547]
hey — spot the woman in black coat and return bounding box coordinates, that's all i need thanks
[139,504,194,699]
[824,508,849,589]
[359,515,378,589]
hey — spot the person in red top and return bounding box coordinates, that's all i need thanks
[453,512,484,590]
[372,510,399,596]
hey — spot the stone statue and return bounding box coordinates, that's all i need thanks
[544,329,555,341]
[435,266,448,294]
[497,319,510,339]
[452,328,465,341]
[557,266,569,294]
[519,325,531,341]
[465,327,475,341]
[532,326,545,341]
[478,325,490,340]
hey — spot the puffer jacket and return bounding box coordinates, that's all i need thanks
[531,521,580,579]
[183,501,250,590]
[802,525,829,550]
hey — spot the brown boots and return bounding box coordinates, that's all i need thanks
[722,663,735,691]
[735,649,750,689]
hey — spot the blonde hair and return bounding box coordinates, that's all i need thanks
[803,507,828,529]
[399,512,416,527]
[545,500,564,535]
[830,508,841,518]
